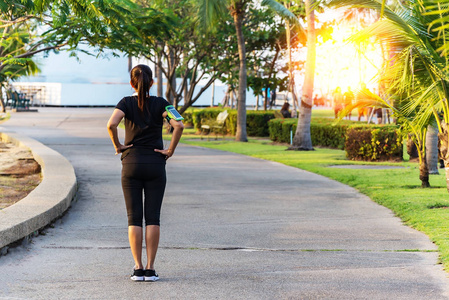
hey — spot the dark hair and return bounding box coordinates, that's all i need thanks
[130,64,153,111]
[281,102,290,111]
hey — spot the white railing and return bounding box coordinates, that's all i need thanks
[10,82,62,106]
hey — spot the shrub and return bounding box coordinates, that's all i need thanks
[268,118,356,149]
[192,108,224,132]
[268,118,297,143]
[310,118,355,149]
[193,108,276,137]
[345,125,403,161]
[180,108,194,127]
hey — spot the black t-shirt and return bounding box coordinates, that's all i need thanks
[115,95,171,164]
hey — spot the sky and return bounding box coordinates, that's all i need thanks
[24,48,130,84]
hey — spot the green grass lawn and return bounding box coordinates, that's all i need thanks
[0,112,10,123]
[311,108,334,118]
[169,128,449,271]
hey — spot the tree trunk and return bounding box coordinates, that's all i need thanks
[128,56,132,72]
[165,46,176,104]
[157,54,163,98]
[419,150,430,187]
[211,82,215,107]
[232,4,248,142]
[291,77,298,118]
[152,60,160,97]
[417,130,430,187]
[265,86,269,109]
[426,124,439,174]
[285,13,297,115]
[183,77,188,104]
[263,92,267,111]
[438,122,449,192]
[289,0,315,150]
[222,86,231,107]
[0,87,5,113]
[171,68,177,108]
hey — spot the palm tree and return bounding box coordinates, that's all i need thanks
[290,0,316,150]
[261,0,305,115]
[330,0,449,189]
[262,0,315,150]
[198,0,250,141]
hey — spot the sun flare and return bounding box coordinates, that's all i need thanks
[317,24,382,95]
[296,18,384,98]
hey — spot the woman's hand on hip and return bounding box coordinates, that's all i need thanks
[115,144,133,155]
[154,148,173,160]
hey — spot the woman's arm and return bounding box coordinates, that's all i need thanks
[107,109,133,155]
[154,112,184,159]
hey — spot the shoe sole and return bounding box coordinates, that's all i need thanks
[144,276,159,282]
[131,275,145,281]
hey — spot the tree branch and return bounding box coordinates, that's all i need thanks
[14,43,69,59]
[0,15,38,27]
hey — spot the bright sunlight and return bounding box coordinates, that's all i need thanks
[295,10,383,98]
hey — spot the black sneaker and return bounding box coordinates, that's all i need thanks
[130,269,145,281]
[144,269,159,282]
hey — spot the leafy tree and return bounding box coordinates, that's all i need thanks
[199,0,304,140]
[0,25,40,112]
[0,1,59,112]
[89,0,232,114]
[197,0,253,141]
[218,4,289,110]
[0,0,144,111]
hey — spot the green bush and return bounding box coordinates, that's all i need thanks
[192,108,225,132]
[310,119,356,149]
[345,125,403,161]
[268,118,297,143]
[268,118,356,149]
[193,108,276,137]
[180,108,195,127]
[268,118,402,160]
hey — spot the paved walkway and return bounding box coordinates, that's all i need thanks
[1,108,449,299]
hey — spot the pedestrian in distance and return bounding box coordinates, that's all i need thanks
[107,64,184,282]
[280,102,292,118]
[343,86,354,120]
[332,87,344,119]
[356,83,373,123]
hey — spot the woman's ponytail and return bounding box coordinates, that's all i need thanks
[130,64,153,111]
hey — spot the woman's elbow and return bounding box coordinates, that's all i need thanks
[173,121,185,130]
[107,121,118,130]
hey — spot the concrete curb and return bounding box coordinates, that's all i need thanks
[0,132,77,251]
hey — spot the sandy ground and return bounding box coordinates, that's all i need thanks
[0,140,41,209]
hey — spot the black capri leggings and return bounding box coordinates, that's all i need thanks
[121,163,166,227]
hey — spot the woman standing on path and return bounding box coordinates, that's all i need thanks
[107,64,184,282]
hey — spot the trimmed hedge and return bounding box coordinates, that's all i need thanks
[268,118,403,161]
[310,118,357,149]
[192,108,224,131]
[193,108,403,161]
[345,125,403,161]
[268,118,297,144]
[193,108,276,137]
[180,110,194,127]
[268,118,356,150]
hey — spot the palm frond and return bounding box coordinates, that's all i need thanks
[261,0,305,35]
[197,0,227,32]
